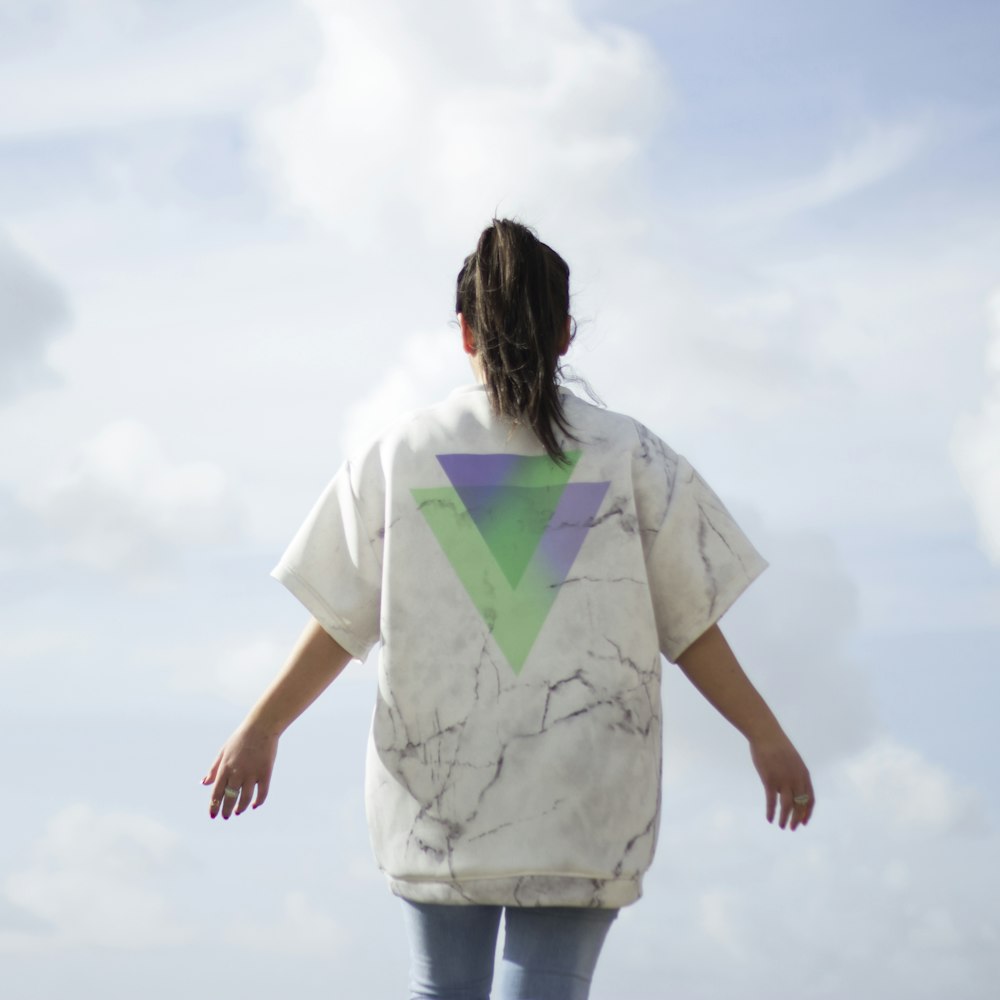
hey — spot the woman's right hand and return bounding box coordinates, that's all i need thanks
[202,723,280,820]
[200,619,352,820]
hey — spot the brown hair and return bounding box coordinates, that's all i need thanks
[455,219,575,463]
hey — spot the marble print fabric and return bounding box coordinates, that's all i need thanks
[273,385,766,907]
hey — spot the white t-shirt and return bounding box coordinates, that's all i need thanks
[273,384,767,907]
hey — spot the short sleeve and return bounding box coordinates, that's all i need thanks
[644,455,767,662]
[271,462,382,661]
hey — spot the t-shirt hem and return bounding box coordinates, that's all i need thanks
[386,873,642,909]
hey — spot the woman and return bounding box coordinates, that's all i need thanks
[204,218,814,1000]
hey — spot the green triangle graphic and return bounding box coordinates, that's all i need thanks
[439,452,580,589]
[412,451,605,675]
[411,486,558,671]
[450,485,563,587]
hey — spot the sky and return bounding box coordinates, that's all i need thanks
[1,0,998,997]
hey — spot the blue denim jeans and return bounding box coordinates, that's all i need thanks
[401,901,618,1000]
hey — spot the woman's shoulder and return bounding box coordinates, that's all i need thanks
[561,390,680,465]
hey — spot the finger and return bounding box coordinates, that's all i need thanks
[799,800,814,828]
[791,771,816,829]
[220,772,242,820]
[765,784,777,824]
[253,773,271,810]
[801,778,816,826]
[203,749,223,786]
[803,794,815,825]
[209,763,229,819]
[790,784,815,830]
[790,800,804,831]
[778,786,794,830]
[209,763,232,819]
[210,782,229,819]
[235,776,256,816]
[789,792,804,830]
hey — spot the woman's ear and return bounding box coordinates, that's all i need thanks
[558,316,573,356]
[459,313,476,355]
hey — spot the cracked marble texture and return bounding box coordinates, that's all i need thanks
[273,385,766,907]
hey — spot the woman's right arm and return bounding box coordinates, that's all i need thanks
[202,617,353,819]
[676,624,815,830]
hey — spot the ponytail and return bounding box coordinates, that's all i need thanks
[455,219,575,463]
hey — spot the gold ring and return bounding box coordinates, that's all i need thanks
[793,794,811,806]
[223,787,239,799]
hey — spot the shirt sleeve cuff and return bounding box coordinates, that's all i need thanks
[271,562,377,662]
[661,554,768,663]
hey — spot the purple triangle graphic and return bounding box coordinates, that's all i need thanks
[436,455,517,538]
[437,453,523,487]
[536,482,611,583]
[415,452,611,672]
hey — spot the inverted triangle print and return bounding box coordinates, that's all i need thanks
[412,452,610,674]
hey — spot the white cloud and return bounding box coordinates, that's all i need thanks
[608,739,999,1000]
[224,889,347,956]
[0,235,70,402]
[208,635,289,704]
[579,239,998,561]
[842,739,985,836]
[0,484,45,573]
[27,419,244,574]
[722,117,931,227]
[0,6,995,998]
[0,626,87,663]
[168,625,379,706]
[697,887,747,960]
[671,520,878,771]
[0,804,187,952]
[952,289,1000,563]
[252,0,668,244]
[0,1,315,139]
[340,326,467,457]
[170,634,289,706]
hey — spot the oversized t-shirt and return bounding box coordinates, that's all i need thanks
[273,384,767,908]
